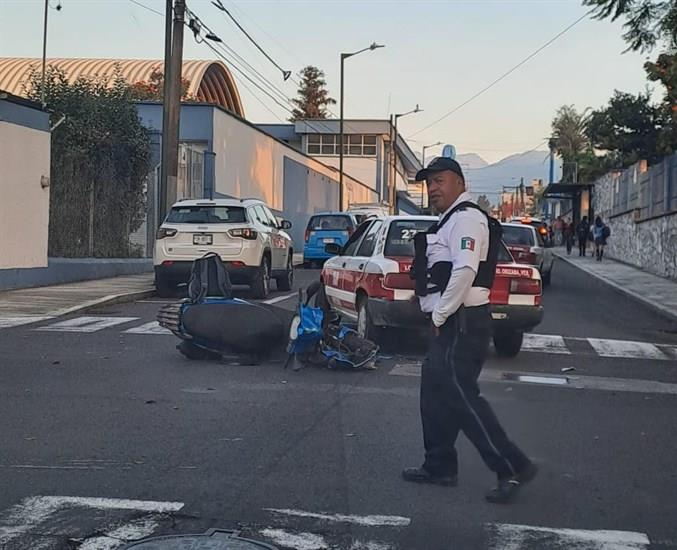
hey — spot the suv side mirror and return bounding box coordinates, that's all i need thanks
[279,219,292,230]
[325,243,341,256]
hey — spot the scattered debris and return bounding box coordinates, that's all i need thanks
[561,367,576,372]
[52,361,61,365]
[145,400,156,405]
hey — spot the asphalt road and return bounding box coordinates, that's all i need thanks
[1,258,676,550]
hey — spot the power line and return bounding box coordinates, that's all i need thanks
[129,0,163,16]
[211,0,291,80]
[408,10,591,138]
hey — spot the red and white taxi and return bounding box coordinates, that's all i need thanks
[321,216,543,357]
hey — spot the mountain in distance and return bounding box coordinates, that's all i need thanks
[462,150,558,204]
[456,153,489,170]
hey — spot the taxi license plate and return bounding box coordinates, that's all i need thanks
[323,238,335,243]
[193,234,213,245]
[491,312,508,320]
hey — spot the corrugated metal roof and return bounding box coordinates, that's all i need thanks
[0,57,245,116]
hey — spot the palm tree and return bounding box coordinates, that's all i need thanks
[550,105,591,183]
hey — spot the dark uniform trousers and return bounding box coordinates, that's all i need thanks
[420,304,530,480]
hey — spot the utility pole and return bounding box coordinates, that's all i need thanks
[159,0,185,226]
[520,177,525,215]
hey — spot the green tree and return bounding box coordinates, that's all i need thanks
[586,90,664,165]
[645,52,677,156]
[582,0,677,52]
[26,67,151,257]
[477,194,492,213]
[289,66,336,121]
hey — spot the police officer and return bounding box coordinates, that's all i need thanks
[402,157,537,504]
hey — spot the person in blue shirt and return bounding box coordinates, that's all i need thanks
[592,216,608,261]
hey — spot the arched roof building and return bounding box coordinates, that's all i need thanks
[0,57,245,116]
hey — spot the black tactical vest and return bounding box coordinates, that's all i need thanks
[410,201,503,297]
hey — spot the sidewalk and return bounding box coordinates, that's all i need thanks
[0,273,154,327]
[554,249,677,323]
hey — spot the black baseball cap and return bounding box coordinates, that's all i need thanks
[415,156,465,182]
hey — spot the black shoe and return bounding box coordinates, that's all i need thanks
[485,462,538,504]
[402,467,457,486]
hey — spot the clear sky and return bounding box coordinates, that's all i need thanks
[0,0,653,163]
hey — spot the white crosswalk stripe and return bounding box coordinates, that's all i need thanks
[0,316,54,329]
[0,496,183,549]
[486,522,650,549]
[587,338,669,360]
[521,334,570,354]
[36,316,139,333]
[123,321,172,335]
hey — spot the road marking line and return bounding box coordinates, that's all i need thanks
[0,496,183,545]
[522,334,570,355]
[0,316,53,329]
[263,292,297,305]
[123,321,172,335]
[587,338,669,360]
[391,367,677,395]
[260,529,327,550]
[487,523,650,549]
[264,508,411,527]
[78,516,161,550]
[516,375,569,386]
[37,316,139,333]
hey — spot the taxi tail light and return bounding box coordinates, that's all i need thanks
[156,227,177,239]
[383,273,415,290]
[510,278,541,295]
[228,228,258,240]
[305,229,311,242]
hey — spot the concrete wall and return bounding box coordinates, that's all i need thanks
[0,109,50,270]
[594,159,677,280]
[136,102,378,237]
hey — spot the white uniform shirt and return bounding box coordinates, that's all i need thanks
[419,192,490,320]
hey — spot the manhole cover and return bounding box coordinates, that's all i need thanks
[124,529,278,550]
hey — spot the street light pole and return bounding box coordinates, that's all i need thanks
[339,53,346,212]
[420,141,442,210]
[389,105,422,214]
[338,42,384,212]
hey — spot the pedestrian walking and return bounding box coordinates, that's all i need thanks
[563,219,574,255]
[554,216,564,246]
[405,157,537,504]
[577,216,589,257]
[592,216,609,261]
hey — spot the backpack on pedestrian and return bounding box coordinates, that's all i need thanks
[187,252,233,303]
[602,225,611,239]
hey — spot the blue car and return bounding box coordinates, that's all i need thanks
[303,213,358,264]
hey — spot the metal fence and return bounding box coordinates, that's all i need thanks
[128,143,206,257]
[609,153,677,221]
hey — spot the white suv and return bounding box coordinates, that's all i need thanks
[154,198,294,299]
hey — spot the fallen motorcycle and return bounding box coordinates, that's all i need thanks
[157,254,378,369]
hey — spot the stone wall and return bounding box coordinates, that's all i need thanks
[593,158,677,280]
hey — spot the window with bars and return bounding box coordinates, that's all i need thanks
[306,134,377,156]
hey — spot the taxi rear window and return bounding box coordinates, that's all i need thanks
[384,220,435,257]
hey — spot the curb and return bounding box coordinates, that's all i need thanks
[554,254,677,324]
[49,289,156,318]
